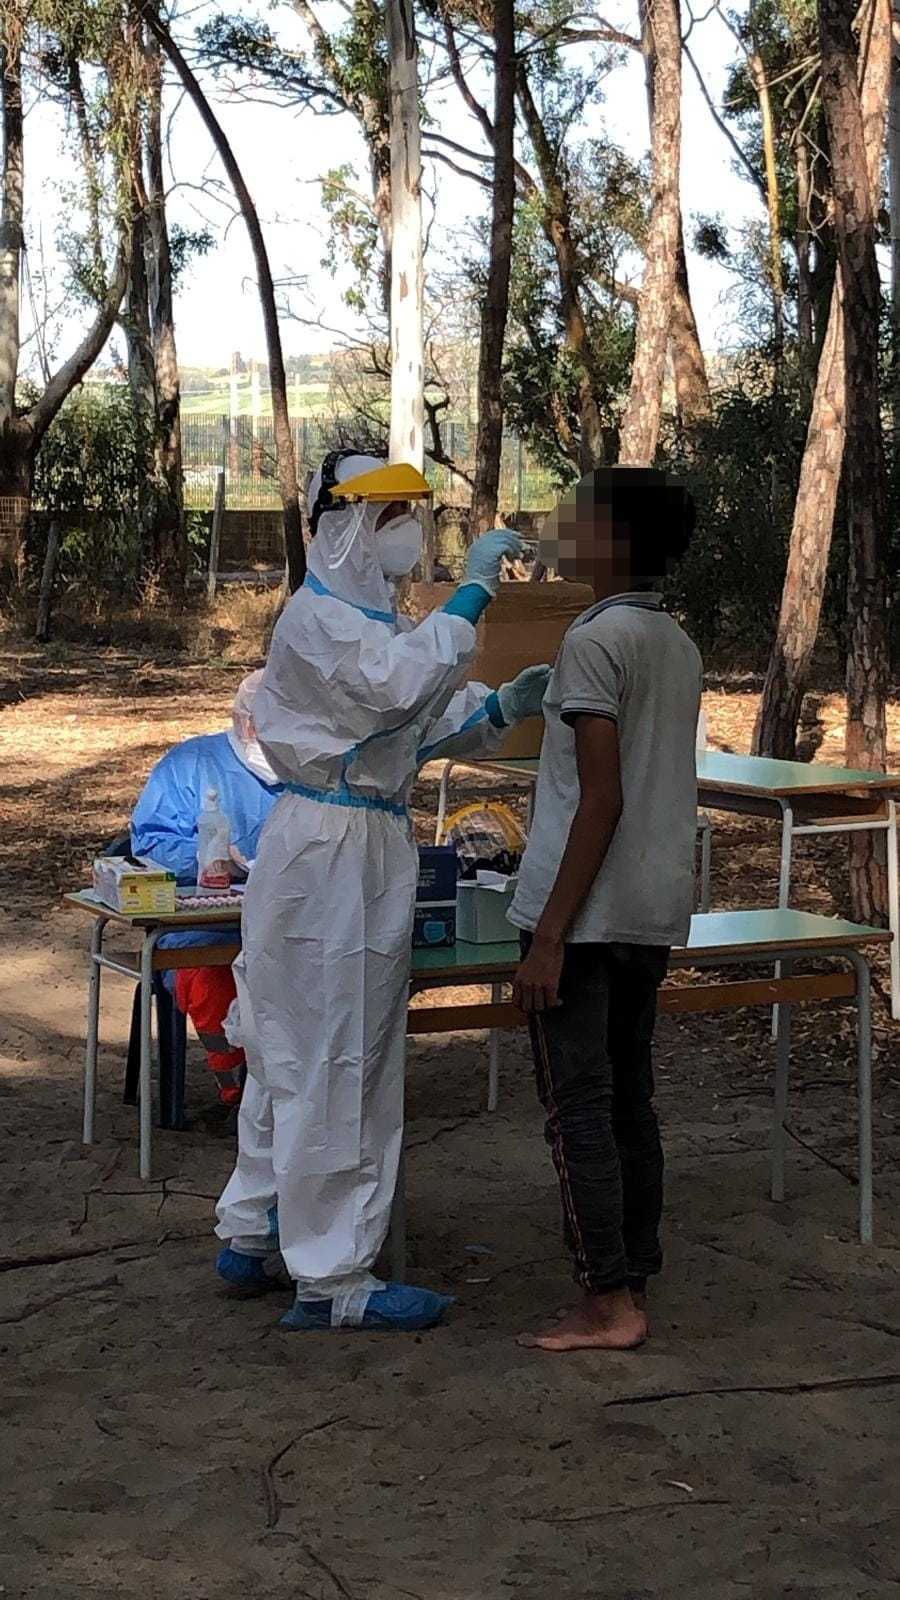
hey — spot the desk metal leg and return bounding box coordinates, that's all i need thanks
[138,931,158,1181]
[770,963,792,1203]
[887,799,900,1022]
[82,916,109,1146]
[772,802,794,1039]
[699,818,713,913]
[845,950,873,1244]
[388,1144,407,1280]
[488,986,500,1112]
[435,761,454,844]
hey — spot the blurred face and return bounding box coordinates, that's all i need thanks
[539,487,620,597]
[538,469,676,599]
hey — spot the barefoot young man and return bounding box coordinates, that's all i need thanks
[510,467,702,1352]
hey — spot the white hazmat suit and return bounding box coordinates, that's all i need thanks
[215,456,511,1324]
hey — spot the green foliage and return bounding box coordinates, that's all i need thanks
[500,146,641,480]
[661,352,811,656]
[169,226,216,286]
[330,0,387,111]
[320,166,380,314]
[32,384,149,589]
[197,13,334,101]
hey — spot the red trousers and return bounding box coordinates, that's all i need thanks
[174,966,246,1106]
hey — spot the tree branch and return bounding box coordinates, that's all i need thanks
[28,239,131,444]
[683,40,767,203]
[423,147,492,187]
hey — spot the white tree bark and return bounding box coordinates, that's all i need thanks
[386,0,424,470]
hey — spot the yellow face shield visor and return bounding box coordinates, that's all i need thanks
[336,462,432,503]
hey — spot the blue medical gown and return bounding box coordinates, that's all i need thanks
[130,732,283,952]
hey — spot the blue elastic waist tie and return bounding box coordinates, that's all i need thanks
[285,780,407,819]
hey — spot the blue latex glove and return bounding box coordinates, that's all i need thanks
[497,664,552,725]
[465,530,524,595]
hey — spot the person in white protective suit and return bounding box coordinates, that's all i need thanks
[214,451,551,1330]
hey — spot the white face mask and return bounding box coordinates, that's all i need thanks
[374,513,423,578]
[229,730,279,786]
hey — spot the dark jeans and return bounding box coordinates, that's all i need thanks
[521,935,669,1295]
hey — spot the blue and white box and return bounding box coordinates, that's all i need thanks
[413,846,457,948]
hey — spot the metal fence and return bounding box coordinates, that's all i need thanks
[181,414,556,513]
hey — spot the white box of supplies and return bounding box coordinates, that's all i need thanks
[456,873,518,944]
[92,855,177,916]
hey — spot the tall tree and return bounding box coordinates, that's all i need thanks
[144,30,183,583]
[54,20,186,587]
[515,67,607,467]
[671,218,711,425]
[0,0,135,585]
[140,3,305,590]
[820,0,891,919]
[889,21,900,449]
[386,0,424,470]
[754,0,889,761]
[618,0,684,462]
[469,0,516,535]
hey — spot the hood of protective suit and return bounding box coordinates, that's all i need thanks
[306,453,398,620]
[228,669,280,785]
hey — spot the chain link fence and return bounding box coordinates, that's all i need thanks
[182,414,556,514]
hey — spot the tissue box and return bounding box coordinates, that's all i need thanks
[412,902,457,948]
[92,855,177,916]
[416,845,458,903]
[413,846,458,947]
[456,875,518,944]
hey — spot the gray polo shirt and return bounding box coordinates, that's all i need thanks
[509,593,703,947]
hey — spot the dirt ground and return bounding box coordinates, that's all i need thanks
[2,642,900,1600]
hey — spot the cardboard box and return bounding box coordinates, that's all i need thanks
[456,876,518,943]
[408,581,595,758]
[93,855,177,916]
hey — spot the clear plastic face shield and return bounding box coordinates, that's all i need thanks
[324,501,369,570]
[316,460,431,574]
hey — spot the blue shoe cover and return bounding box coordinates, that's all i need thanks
[217,1246,281,1292]
[280,1282,454,1332]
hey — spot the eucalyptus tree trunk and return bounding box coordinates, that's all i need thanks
[0,7,132,586]
[141,3,304,589]
[618,0,683,463]
[516,71,606,469]
[145,32,185,587]
[795,137,815,392]
[670,219,711,427]
[820,0,891,920]
[889,22,900,458]
[386,0,424,474]
[749,41,785,369]
[753,0,890,764]
[470,0,515,536]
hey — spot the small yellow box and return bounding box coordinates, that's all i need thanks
[92,856,177,916]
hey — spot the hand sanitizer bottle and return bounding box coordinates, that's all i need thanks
[197,788,232,889]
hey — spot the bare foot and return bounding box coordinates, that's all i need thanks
[519,1288,647,1351]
